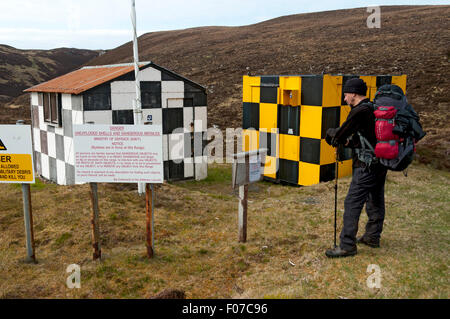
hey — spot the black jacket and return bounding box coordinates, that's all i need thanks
[326,98,376,167]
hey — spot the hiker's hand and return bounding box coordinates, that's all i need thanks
[325,128,337,146]
[331,138,339,147]
[326,135,338,147]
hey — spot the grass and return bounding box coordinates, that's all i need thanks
[54,233,72,247]
[10,178,49,191]
[0,162,448,298]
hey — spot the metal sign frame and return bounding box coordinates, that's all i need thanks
[232,148,267,189]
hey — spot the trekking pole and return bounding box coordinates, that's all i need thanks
[334,147,339,248]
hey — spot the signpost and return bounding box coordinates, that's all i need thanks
[73,124,163,259]
[89,182,101,260]
[130,0,145,195]
[232,149,267,243]
[0,122,36,263]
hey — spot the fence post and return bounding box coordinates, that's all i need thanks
[85,121,101,260]
[238,184,248,243]
[89,182,101,260]
[16,120,36,263]
[146,183,154,258]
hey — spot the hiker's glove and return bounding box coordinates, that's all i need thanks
[326,128,339,147]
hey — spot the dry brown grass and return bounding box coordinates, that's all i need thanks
[0,162,448,299]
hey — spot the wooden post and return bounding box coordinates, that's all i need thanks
[22,183,36,263]
[238,184,248,243]
[89,182,101,260]
[16,120,36,263]
[145,183,154,258]
[233,149,266,243]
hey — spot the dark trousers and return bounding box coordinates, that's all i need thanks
[340,164,388,250]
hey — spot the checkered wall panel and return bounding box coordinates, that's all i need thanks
[30,66,208,185]
[242,74,407,186]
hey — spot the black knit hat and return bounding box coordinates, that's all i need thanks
[343,78,367,96]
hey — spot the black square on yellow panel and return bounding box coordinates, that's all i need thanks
[260,87,278,104]
[278,105,300,136]
[301,76,323,106]
[376,75,392,88]
[320,163,335,182]
[338,146,353,161]
[300,137,320,164]
[279,159,299,185]
[243,102,260,129]
[341,75,359,105]
[260,131,277,157]
[321,106,340,138]
[260,76,279,86]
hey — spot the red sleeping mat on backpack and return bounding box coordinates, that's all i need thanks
[374,106,399,159]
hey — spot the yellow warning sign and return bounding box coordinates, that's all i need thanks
[0,154,34,182]
[0,138,6,150]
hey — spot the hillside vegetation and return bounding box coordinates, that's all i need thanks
[0,45,99,122]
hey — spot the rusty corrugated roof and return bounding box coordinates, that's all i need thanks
[24,62,150,94]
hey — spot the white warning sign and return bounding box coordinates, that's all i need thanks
[0,125,35,184]
[73,125,163,183]
[0,138,7,150]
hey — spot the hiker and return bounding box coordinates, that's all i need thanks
[325,78,387,258]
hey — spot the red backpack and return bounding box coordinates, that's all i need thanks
[373,104,403,159]
[357,84,425,171]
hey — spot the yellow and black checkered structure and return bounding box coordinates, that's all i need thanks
[242,74,407,186]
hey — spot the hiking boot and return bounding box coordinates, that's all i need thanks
[357,235,380,248]
[325,246,357,258]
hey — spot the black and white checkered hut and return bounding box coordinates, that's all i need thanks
[24,62,208,185]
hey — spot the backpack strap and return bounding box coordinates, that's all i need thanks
[355,132,378,167]
[365,100,375,111]
[358,132,375,153]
